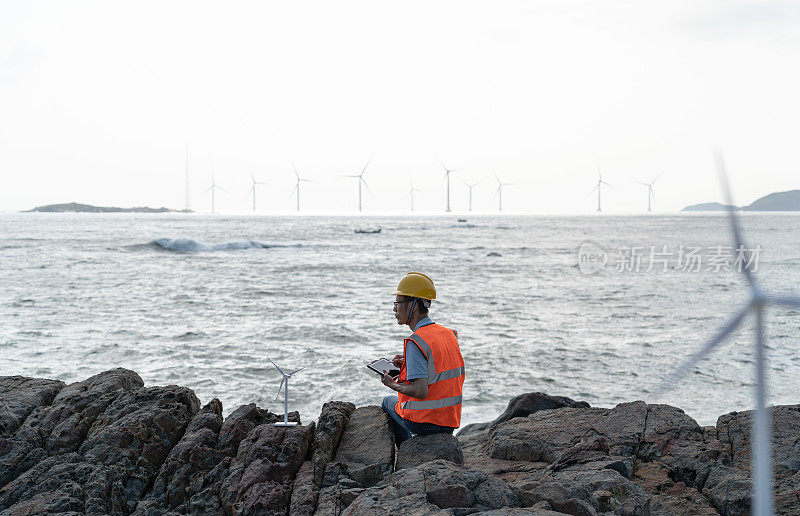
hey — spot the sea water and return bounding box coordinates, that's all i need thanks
[1,212,799,427]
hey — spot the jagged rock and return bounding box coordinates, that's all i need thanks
[291,401,356,516]
[218,423,313,514]
[0,376,65,437]
[458,392,590,437]
[0,369,143,490]
[703,405,800,515]
[0,384,199,515]
[342,459,520,514]
[332,405,394,488]
[396,433,464,471]
[132,399,224,514]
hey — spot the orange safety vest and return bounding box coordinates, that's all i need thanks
[395,323,465,428]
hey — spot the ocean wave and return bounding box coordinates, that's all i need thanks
[149,238,301,252]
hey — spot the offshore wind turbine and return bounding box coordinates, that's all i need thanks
[268,358,305,427]
[184,145,190,212]
[204,172,226,214]
[591,166,613,212]
[291,167,312,212]
[249,172,268,212]
[656,151,800,516]
[635,174,662,212]
[440,162,460,212]
[463,179,482,212]
[405,180,421,212]
[341,158,373,212]
[494,173,513,212]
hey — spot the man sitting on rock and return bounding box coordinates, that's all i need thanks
[380,272,465,445]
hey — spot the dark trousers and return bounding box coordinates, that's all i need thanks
[381,395,455,445]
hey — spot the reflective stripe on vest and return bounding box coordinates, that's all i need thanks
[401,395,463,411]
[429,365,465,384]
[406,334,436,384]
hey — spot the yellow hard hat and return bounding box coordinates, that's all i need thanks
[391,272,436,300]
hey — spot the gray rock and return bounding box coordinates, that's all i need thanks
[458,392,590,437]
[397,433,464,471]
[343,459,519,514]
[0,375,65,437]
[333,405,394,487]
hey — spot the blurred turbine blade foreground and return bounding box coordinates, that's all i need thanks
[654,150,800,516]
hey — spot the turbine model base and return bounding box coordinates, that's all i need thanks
[275,421,299,427]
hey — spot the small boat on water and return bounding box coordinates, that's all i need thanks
[458,219,467,222]
[354,228,382,234]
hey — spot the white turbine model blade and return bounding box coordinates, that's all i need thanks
[275,377,286,400]
[715,150,754,286]
[771,295,800,308]
[268,357,286,376]
[588,185,598,197]
[651,173,663,185]
[654,302,750,397]
[203,185,213,193]
[600,180,614,189]
[635,180,650,186]
[287,366,305,376]
[250,172,255,183]
[216,185,229,193]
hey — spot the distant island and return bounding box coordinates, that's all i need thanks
[683,189,800,212]
[24,202,186,213]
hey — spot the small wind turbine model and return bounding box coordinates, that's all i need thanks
[494,173,512,212]
[441,162,460,212]
[635,174,662,212]
[341,158,373,212]
[656,151,800,516]
[268,358,305,427]
[291,167,312,212]
[406,180,421,212]
[591,166,613,212]
[249,172,268,212]
[463,179,482,212]
[204,172,226,214]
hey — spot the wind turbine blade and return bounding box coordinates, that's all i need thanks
[771,295,800,309]
[588,185,598,197]
[651,173,663,185]
[634,180,650,186]
[275,377,286,400]
[361,156,372,176]
[268,357,286,376]
[287,366,305,376]
[250,172,255,183]
[364,179,376,199]
[601,181,615,190]
[204,186,213,193]
[654,303,750,397]
[216,185,229,193]
[715,150,754,286]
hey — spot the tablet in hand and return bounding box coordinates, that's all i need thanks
[368,358,399,377]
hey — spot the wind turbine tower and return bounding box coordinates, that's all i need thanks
[341,158,373,212]
[268,358,305,427]
[406,180,421,212]
[249,172,268,212]
[441,162,459,212]
[635,174,662,212]
[291,167,312,212]
[463,179,482,211]
[204,172,226,214]
[592,166,613,212]
[184,145,190,212]
[494,174,512,212]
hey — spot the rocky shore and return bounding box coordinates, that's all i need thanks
[2,369,798,515]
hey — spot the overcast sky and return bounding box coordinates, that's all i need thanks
[1,1,799,213]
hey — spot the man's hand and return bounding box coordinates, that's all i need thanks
[381,372,399,390]
[391,354,403,367]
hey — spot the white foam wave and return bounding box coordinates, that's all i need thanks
[151,238,295,252]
